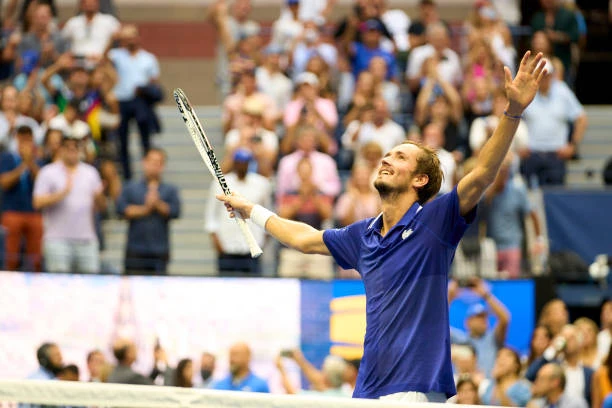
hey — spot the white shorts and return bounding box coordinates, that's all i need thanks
[380,391,448,403]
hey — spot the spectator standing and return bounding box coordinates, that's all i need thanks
[449,278,510,377]
[27,342,63,380]
[116,148,181,275]
[0,126,43,271]
[106,25,161,180]
[33,135,105,273]
[149,345,174,385]
[529,363,589,408]
[520,60,587,187]
[255,46,293,112]
[211,342,269,393]
[345,19,396,81]
[199,352,216,388]
[205,149,270,275]
[107,338,153,385]
[17,3,68,69]
[62,0,121,62]
[531,0,578,84]
[291,20,337,79]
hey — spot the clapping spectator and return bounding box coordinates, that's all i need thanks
[116,148,181,275]
[0,126,43,271]
[106,24,162,179]
[33,135,105,273]
[62,0,120,63]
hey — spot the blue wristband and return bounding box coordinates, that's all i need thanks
[503,111,522,120]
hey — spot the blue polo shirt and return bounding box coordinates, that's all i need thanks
[351,42,397,81]
[323,187,475,399]
[0,152,38,213]
[211,372,270,393]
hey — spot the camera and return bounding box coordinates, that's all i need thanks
[251,134,262,143]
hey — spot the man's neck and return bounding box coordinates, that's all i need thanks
[565,354,580,367]
[231,369,249,383]
[85,11,96,21]
[547,389,563,405]
[380,193,418,236]
[63,161,79,170]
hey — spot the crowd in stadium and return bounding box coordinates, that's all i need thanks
[19,295,612,407]
[0,0,590,279]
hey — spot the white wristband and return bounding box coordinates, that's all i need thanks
[250,205,275,229]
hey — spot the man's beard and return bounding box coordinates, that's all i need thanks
[374,178,407,200]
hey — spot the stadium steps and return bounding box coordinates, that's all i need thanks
[100,106,223,276]
[565,106,612,189]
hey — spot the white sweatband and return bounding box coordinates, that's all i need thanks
[250,205,275,229]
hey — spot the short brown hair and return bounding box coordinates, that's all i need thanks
[402,140,442,204]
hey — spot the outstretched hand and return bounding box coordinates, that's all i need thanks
[504,51,547,116]
[216,192,254,220]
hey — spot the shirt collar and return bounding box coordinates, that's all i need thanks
[367,201,422,234]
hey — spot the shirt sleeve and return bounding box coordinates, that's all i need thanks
[0,153,16,174]
[420,186,477,247]
[166,185,181,219]
[507,381,531,407]
[322,219,369,271]
[32,166,52,196]
[115,183,131,217]
[561,83,585,121]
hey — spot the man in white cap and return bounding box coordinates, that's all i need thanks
[520,58,587,187]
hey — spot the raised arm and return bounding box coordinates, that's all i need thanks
[216,193,329,255]
[457,51,546,216]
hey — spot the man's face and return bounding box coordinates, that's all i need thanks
[561,326,580,355]
[33,5,52,31]
[374,144,421,197]
[428,28,447,52]
[81,0,99,13]
[17,133,34,157]
[48,345,63,370]
[87,352,105,378]
[229,345,250,376]
[363,29,381,47]
[296,130,317,152]
[143,151,165,180]
[62,140,81,166]
[466,313,488,336]
[2,87,18,111]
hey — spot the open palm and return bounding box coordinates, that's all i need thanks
[504,51,547,115]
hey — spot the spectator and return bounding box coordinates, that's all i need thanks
[304,55,335,100]
[520,59,587,187]
[376,0,411,54]
[255,46,293,112]
[41,128,63,165]
[455,376,482,405]
[481,347,531,406]
[335,164,380,227]
[525,325,594,405]
[529,363,589,408]
[27,342,63,380]
[526,325,554,369]
[222,97,278,178]
[48,99,91,141]
[205,149,271,275]
[0,125,43,271]
[277,352,351,397]
[482,153,545,277]
[291,20,337,79]
[574,317,600,370]
[592,344,612,408]
[531,0,579,84]
[17,3,68,70]
[270,0,303,53]
[211,342,269,393]
[208,0,260,96]
[40,53,91,114]
[116,148,181,275]
[223,69,278,134]
[341,98,405,157]
[421,122,455,194]
[0,85,43,152]
[86,349,106,382]
[343,359,360,394]
[277,157,334,279]
[449,278,510,377]
[539,299,569,338]
[464,4,515,70]
[335,0,393,48]
[344,19,396,81]
[409,0,446,36]
[368,56,400,115]
[598,300,612,364]
[355,140,384,179]
[342,71,379,127]
[406,23,462,92]
[106,24,161,180]
[174,359,193,388]
[470,89,528,158]
[451,344,489,395]
[57,364,79,381]
[275,125,340,204]
[199,352,216,388]
[33,135,105,273]
[62,0,120,62]
[149,345,174,385]
[107,338,153,385]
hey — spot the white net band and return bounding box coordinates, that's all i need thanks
[0,380,458,408]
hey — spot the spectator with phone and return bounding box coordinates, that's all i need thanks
[449,278,510,377]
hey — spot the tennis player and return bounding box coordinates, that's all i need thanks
[217,51,547,402]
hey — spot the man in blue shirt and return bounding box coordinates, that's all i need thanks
[116,148,180,275]
[27,342,63,380]
[211,342,269,393]
[218,51,547,401]
[345,19,397,81]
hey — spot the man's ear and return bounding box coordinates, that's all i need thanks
[413,173,429,189]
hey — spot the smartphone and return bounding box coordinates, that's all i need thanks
[280,349,293,358]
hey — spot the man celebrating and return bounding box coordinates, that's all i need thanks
[218,52,546,401]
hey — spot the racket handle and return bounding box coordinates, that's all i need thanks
[235,216,263,258]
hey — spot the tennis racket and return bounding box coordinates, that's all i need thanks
[173,88,263,258]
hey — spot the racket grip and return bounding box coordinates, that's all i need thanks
[235,216,263,258]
